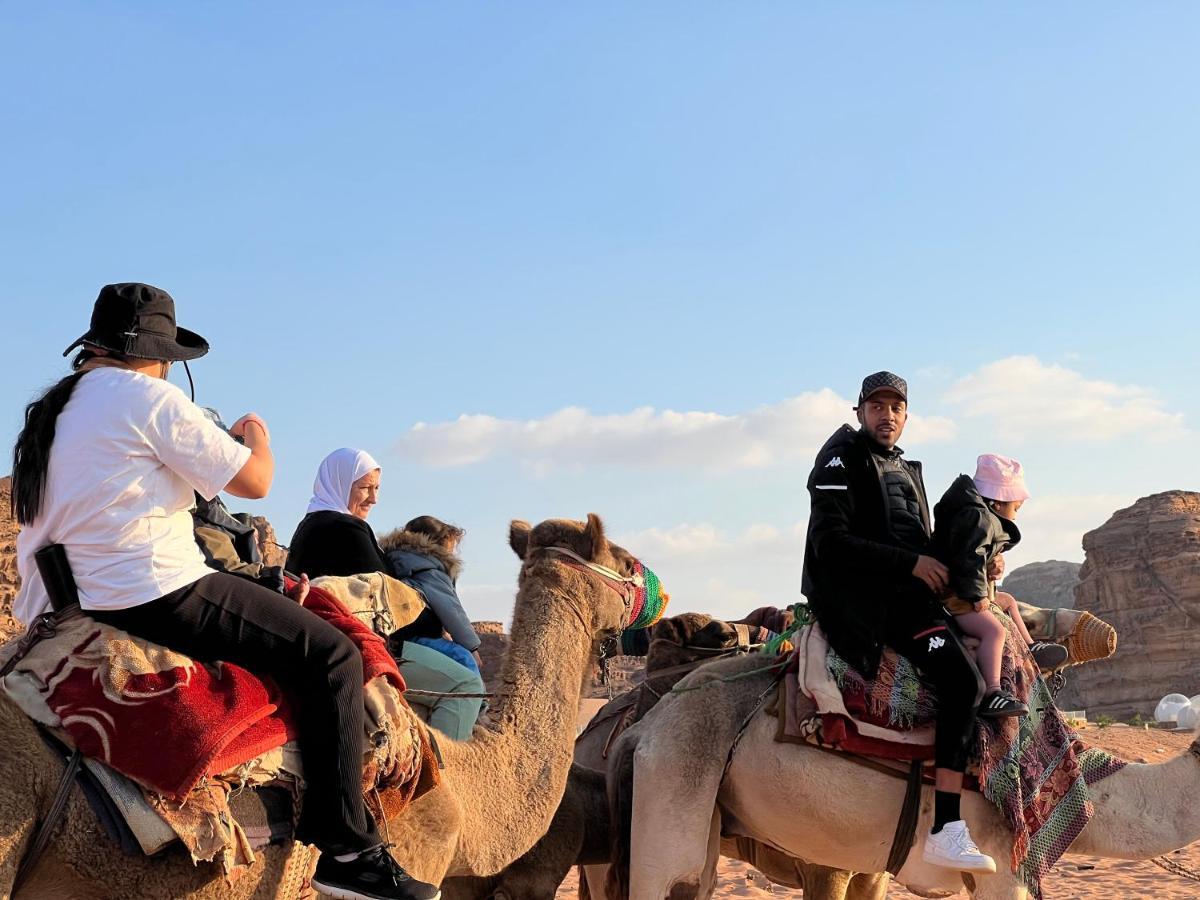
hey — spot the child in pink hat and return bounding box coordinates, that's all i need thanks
[930,454,1068,718]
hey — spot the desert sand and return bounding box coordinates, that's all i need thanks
[556,723,1200,898]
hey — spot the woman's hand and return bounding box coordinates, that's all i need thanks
[230,413,271,444]
[288,573,310,605]
[224,413,275,499]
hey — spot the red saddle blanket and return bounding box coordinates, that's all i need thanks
[42,583,404,799]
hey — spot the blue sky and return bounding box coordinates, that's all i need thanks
[2,5,1197,622]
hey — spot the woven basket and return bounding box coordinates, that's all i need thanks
[1064,610,1118,665]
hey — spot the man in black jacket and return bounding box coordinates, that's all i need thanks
[801,371,995,874]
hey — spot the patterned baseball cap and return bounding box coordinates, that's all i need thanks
[856,371,908,406]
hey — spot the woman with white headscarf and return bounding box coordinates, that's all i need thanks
[287,449,485,740]
[286,448,390,578]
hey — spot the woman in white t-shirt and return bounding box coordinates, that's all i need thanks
[11,283,439,900]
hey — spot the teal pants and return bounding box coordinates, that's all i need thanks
[399,640,484,741]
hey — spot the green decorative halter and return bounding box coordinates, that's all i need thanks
[540,546,669,630]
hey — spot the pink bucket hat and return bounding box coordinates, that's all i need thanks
[973,454,1030,502]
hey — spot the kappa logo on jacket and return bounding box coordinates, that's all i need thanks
[824,456,845,469]
[928,635,946,652]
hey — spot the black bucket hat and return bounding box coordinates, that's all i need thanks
[62,283,209,362]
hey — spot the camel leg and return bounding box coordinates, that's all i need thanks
[799,863,852,898]
[579,863,607,899]
[628,746,723,899]
[966,870,1028,900]
[844,870,890,900]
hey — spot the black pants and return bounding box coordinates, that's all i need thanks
[90,572,379,854]
[883,605,985,772]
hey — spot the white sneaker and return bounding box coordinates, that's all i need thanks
[922,820,997,873]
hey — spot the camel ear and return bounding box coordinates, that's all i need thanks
[584,513,606,561]
[509,520,532,559]
[652,615,684,646]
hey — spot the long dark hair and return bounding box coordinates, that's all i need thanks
[11,350,98,525]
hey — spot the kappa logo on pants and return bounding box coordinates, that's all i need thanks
[928,635,946,652]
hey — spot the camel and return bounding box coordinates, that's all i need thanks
[0,514,635,899]
[442,612,746,900]
[443,610,888,900]
[451,601,1090,900]
[609,632,1195,900]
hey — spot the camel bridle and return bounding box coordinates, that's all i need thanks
[535,544,641,630]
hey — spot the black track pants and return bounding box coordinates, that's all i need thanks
[883,607,986,772]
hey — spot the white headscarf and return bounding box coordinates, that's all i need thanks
[306,448,382,516]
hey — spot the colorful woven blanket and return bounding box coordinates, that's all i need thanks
[785,613,1125,898]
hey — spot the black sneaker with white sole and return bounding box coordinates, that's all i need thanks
[1029,640,1069,670]
[978,689,1028,718]
[310,844,441,900]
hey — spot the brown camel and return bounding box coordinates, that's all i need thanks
[0,514,634,898]
[442,612,744,900]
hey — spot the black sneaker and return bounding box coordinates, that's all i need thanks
[311,844,441,900]
[979,689,1028,719]
[1029,640,1069,670]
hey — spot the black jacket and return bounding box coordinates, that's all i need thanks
[800,425,933,675]
[285,510,392,579]
[930,475,1021,602]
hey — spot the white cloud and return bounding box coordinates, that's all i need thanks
[615,521,806,564]
[943,356,1185,442]
[396,391,957,472]
[1002,493,1136,566]
[611,521,809,621]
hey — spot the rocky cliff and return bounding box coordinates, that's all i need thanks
[1067,491,1200,720]
[1004,560,1081,609]
[0,477,20,641]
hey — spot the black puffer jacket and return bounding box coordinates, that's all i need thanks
[801,425,933,676]
[929,474,1021,602]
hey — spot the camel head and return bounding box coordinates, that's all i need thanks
[652,613,739,652]
[645,612,741,671]
[508,514,645,640]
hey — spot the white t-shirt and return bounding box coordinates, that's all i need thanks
[14,368,252,622]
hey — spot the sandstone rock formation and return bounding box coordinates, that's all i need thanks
[250,515,288,567]
[473,618,640,698]
[0,477,20,641]
[1004,560,1081,609]
[1067,491,1200,720]
[473,620,510,695]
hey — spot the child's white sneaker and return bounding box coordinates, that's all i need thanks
[922,820,997,873]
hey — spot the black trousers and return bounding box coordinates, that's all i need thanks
[90,572,379,854]
[883,604,986,772]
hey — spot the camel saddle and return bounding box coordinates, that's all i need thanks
[0,574,439,876]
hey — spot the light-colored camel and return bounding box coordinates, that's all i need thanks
[461,600,1085,900]
[610,643,1200,900]
[0,514,634,899]
[443,611,887,900]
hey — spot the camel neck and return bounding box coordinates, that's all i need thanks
[1071,739,1200,859]
[435,563,597,874]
